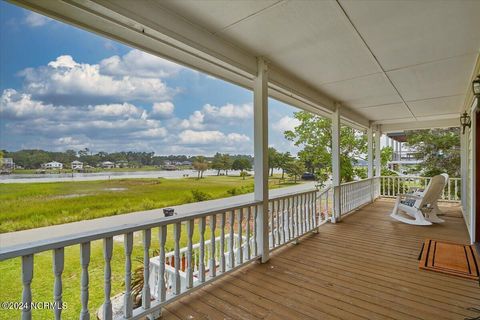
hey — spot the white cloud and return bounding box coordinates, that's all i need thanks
[89,103,143,118]
[0,89,55,119]
[180,111,205,130]
[152,102,175,118]
[24,12,52,27]
[99,49,183,78]
[19,55,175,105]
[202,103,252,120]
[179,130,249,145]
[272,116,300,133]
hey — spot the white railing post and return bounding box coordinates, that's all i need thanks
[254,57,269,263]
[52,248,64,320]
[80,242,90,320]
[22,254,33,320]
[103,237,113,320]
[332,104,341,222]
[124,233,133,318]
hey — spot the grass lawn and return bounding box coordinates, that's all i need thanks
[0,175,299,319]
[0,175,295,233]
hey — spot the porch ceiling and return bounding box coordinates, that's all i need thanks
[9,0,480,129]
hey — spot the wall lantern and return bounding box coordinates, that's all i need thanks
[473,75,480,97]
[460,111,471,134]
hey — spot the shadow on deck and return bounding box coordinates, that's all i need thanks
[162,198,479,320]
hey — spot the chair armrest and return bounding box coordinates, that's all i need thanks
[397,193,423,200]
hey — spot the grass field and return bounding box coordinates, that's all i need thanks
[0,175,297,319]
[0,175,292,233]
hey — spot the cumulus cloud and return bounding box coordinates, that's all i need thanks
[179,130,250,145]
[24,12,52,27]
[151,102,175,118]
[180,111,205,130]
[99,49,183,78]
[202,103,252,120]
[0,89,55,119]
[272,116,300,133]
[18,55,175,105]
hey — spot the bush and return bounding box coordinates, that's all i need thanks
[190,189,212,202]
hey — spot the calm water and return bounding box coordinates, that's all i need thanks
[0,169,243,183]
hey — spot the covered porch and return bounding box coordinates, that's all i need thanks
[162,199,477,320]
[1,0,479,319]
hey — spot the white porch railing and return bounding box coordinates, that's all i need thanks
[339,177,380,216]
[0,188,330,320]
[379,176,461,202]
[335,177,381,217]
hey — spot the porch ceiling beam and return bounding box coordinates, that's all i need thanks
[9,0,370,129]
[379,118,460,133]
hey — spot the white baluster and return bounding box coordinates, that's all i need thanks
[220,213,226,273]
[173,223,181,294]
[103,237,113,320]
[209,215,216,278]
[22,254,33,320]
[455,179,458,201]
[158,225,167,302]
[237,208,243,265]
[80,242,90,320]
[142,229,151,309]
[199,217,206,282]
[124,233,133,318]
[448,179,452,201]
[229,211,235,269]
[287,197,292,240]
[246,206,251,259]
[275,200,280,245]
[186,219,194,289]
[253,206,258,257]
[52,248,64,320]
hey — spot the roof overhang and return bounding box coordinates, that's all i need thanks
[8,0,480,132]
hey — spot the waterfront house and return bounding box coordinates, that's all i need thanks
[71,160,84,170]
[101,161,115,169]
[41,161,63,170]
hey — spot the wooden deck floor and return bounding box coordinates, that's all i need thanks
[162,199,480,320]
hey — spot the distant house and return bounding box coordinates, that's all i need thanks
[42,161,63,170]
[101,161,115,169]
[0,158,15,173]
[163,164,177,170]
[181,161,192,166]
[71,160,83,170]
[115,160,129,168]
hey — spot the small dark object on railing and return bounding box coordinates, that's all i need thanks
[163,208,175,217]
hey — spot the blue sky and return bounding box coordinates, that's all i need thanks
[0,2,300,156]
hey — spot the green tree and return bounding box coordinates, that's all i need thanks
[232,158,252,179]
[211,153,224,175]
[277,152,294,179]
[220,154,233,175]
[284,159,305,183]
[268,147,280,176]
[192,156,209,179]
[284,111,367,183]
[405,128,460,177]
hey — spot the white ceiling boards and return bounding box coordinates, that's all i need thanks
[10,0,480,129]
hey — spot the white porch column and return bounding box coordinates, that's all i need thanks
[375,128,382,176]
[254,57,269,263]
[367,126,374,178]
[332,104,341,222]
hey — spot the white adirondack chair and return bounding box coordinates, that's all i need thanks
[390,174,449,226]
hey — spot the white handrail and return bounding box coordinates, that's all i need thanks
[379,176,461,202]
[0,187,330,320]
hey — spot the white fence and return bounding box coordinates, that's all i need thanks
[0,188,333,320]
[379,176,461,202]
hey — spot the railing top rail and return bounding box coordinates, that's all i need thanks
[379,175,460,180]
[268,188,318,201]
[339,177,378,187]
[0,199,262,261]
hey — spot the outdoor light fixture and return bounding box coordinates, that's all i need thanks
[460,111,471,134]
[472,75,480,97]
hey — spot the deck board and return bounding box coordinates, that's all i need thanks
[163,199,480,320]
